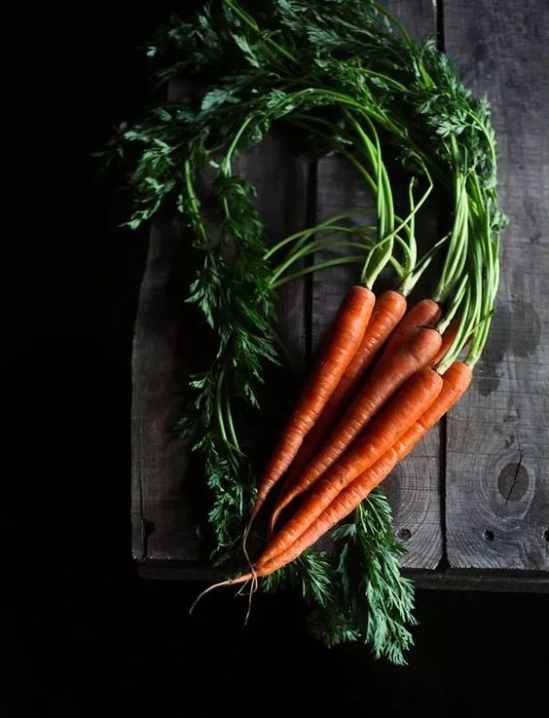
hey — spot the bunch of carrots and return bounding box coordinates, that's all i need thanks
[193,107,499,605]
[104,0,504,649]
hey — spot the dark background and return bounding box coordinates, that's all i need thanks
[3,3,547,716]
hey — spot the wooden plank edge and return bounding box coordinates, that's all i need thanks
[135,560,549,592]
[405,568,549,593]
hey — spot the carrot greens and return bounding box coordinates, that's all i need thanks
[102,0,505,664]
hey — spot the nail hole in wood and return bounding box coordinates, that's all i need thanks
[543,528,549,542]
[483,529,494,542]
[396,528,412,542]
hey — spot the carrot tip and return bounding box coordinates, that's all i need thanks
[188,573,253,615]
[268,506,283,536]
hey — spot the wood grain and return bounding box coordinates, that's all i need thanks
[131,214,203,562]
[131,114,310,561]
[383,0,442,569]
[235,135,309,372]
[130,2,549,581]
[131,79,203,562]
[310,0,442,569]
[443,0,549,569]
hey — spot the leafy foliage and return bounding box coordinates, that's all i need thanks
[307,491,417,664]
[102,0,505,664]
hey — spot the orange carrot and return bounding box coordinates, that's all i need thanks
[247,284,375,527]
[269,323,443,526]
[270,297,440,530]
[258,364,443,566]
[270,289,407,525]
[392,361,472,453]
[378,298,441,362]
[256,453,399,576]
[255,362,472,575]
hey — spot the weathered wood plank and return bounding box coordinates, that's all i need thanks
[310,0,442,569]
[383,0,442,569]
[235,135,309,372]
[131,215,204,562]
[131,109,310,561]
[444,0,549,569]
[136,560,549,592]
[131,80,204,563]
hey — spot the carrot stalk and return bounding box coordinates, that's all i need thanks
[247,284,375,527]
[255,362,472,575]
[259,364,444,566]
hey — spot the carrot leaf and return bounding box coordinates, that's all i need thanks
[102,0,505,663]
[307,491,417,665]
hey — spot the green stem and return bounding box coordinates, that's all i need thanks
[434,172,469,302]
[223,0,296,63]
[222,114,256,175]
[436,274,468,334]
[184,159,209,244]
[264,212,375,259]
[215,366,230,445]
[224,391,241,453]
[272,256,366,288]
[406,178,418,275]
[398,233,449,296]
[345,112,397,287]
[270,239,371,283]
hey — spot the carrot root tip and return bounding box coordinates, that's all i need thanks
[188,574,252,615]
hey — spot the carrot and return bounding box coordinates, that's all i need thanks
[269,322,443,525]
[258,365,443,566]
[392,361,472,454]
[256,453,399,576]
[193,364,472,601]
[378,298,441,362]
[255,361,472,575]
[270,289,407,526]
[247,284,375,527]
[270,297,439,530]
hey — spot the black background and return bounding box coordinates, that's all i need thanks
[3,3,547,716]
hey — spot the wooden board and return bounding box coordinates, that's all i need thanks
[443,0,549,569]
[311,0,442,569]
[131,80,203,563]
[130,0,549,585]
[131,132,310,563]
[131,215,203,562]
[381,0,443,569]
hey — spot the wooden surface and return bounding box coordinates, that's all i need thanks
[130,0,549,585]
[443,0,549,570]
[131,127,311,564]
[378,0,443,569]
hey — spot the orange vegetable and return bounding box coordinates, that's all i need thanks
[259,364,444,566]
[255,361,472,575]
[246,284,375,527]
[271,289,407,526]
[378,298,441,362]
[269,323,443,526]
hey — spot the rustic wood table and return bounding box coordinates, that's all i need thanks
[130,0,548,590]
